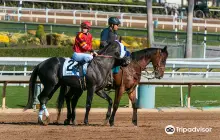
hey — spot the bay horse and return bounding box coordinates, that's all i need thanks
[24,53,129,125]
[109,46,168,126]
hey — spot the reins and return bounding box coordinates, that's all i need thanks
[96,54,114,58]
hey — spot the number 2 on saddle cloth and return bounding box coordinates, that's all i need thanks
[64,59,87,90]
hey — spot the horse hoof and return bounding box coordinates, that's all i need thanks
[53,121,59,125]
[64,119,71,125]
[72,120,77,126]
[109,122,114,127]
[110,123,114,127]
[38,117,43,125]
[84,121,89,126]
[132,120,137,126]
[109,119,114,127]
[38,117,50,126]
[43,117,50,126]
[103,119,109,126]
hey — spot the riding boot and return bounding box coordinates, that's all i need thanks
[79,65,86,90]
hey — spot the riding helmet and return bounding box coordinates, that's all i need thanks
[108,17,121,25]
[81,21,91,29]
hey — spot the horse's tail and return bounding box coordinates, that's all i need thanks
[24,65,39,110]
[56,85,66,118]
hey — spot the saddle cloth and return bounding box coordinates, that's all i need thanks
[115,40,126,58]
[62,58,87,77]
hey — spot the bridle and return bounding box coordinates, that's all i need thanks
[142,49,165,79]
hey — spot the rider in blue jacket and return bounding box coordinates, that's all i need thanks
[100,17,130,86]
[100,17,130,57]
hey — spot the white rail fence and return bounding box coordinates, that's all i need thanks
[1,6,220,30]
[1,57,220,78]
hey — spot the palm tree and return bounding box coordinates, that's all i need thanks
[186,0,194,58]
[146,0,154,47]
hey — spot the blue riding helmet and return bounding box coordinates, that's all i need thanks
[108,17,121,25]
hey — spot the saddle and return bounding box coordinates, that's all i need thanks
[62,58,87,90]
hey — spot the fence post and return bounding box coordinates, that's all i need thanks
[120,13,124,27]
[130,16,132,27]
[18,7,22,22]
[203,20,207,58]
[2,82,7,110]
[50,25,52,33]
[187,84,192,109]
[106,14,109,26]
[61,4,63,10]
[80,13,82,24]
[54,12,56,24]
[180,85,183,107]
[95,11,98,26]
[24,61,27,87]
[73,10,78,24]
[174,12,178,41]
[24,23,27,33]
[46,8,49,23]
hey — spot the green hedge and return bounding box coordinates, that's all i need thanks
[0,47,73,57]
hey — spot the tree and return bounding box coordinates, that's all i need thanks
[36,25,46,45]
[146,0,154,47]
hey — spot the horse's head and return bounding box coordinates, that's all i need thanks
[151,46,168,79]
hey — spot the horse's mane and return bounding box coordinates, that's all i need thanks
[97,41,120,57]
[131,48,158,61]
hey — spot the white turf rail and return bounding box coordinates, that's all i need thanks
[0,75,220,110]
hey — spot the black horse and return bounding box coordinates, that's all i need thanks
[55,41,123,125]
[24,50,129,125]
[56,41,168,126]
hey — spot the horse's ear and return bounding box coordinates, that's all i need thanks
[156,49,161,55]
[162,46,167,52]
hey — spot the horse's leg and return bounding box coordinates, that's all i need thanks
[128,90,138,126]
[96,90,112,125]
[109,86,124,126]
[64,88,73,125]
[54,85,66,125]
[38,84,57,125]
[71,88,83,125]
[48,83,60,100]
[84,86,95,125]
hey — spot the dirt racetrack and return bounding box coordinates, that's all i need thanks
[0,110,220,140]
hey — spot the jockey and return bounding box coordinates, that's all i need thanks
[100,17,130,57]
[100,17,131,88]
[72,21,97,90]
[72,21,98,64]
